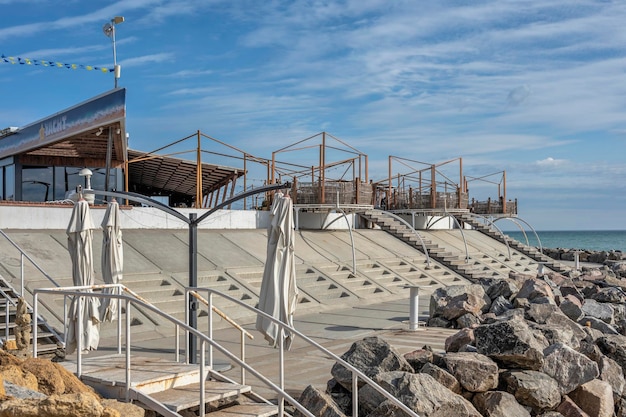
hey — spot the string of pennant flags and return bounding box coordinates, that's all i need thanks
[1,54,113,73]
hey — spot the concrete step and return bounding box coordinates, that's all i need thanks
[148,380,251,413]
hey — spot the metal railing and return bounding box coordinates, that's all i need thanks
[0,229,64,347]
[33,286,316,417]
[0,229,61,295]
[32,285,422,417]
[187,286,422,417]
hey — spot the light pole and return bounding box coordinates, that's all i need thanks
[103,16,124,88]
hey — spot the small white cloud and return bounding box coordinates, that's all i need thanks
[536,157,566,167]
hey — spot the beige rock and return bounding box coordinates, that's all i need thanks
[557,395,591,417]
[40,392,104,417]
[0,397,40,417]
[569,379,614,417]
[0,365,38,391]
[101,399,145,417]
[20,357,65,395]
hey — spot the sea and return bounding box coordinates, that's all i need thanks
[504,230,626,253]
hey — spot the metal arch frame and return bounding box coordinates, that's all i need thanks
[492,216,543,254]
[381,211,431,268]
[459,212,512,261]
[84,181,291,363]
[427,214,471,263]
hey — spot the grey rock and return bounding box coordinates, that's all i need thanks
[330,336,414,391]
[560,296,585,321]
[420,362,462,394]
[591,287,626,304]
[3,381,47,400]
[598,355,626,400]
[456,313,482,329]
[501,370,561,411]
[403,348,433,373]
[526,303,560,324]
[358,371,481,417]
[445,328,474,353]
[579,316,619,335]
[596,334,626,376]
[516,279,555,303]
[443,352,499,393]
[475,317,548,370]
[582,299,614,324]
[489,295,514,316]
[541,343,599,395]
[472,390,531,417]
[295,385,347,417]
[484,279,519,301]
[429,284,489,321]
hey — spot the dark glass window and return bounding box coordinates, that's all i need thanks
[5,164,14,200]
[22,166,53,202]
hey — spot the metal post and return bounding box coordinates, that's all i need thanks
[575,251,580,271]
[105,128,112,196]
[189,213,198,363]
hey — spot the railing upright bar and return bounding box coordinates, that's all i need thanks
[117,286,122,355]
[200,340,206,417]
[279,326,285,417]
[77,295,83,378]
[20,253,24,295]
[175,324,180,363]
[32,294,38,358]
[185,290,190,364]
[125,298,131,402]
[4,299,9,342]
[352,372,359,417]
[240,331,246,385]
[208,292,213,369]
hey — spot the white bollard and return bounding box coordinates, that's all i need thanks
[406,285,431,331]
[575,251,580,271]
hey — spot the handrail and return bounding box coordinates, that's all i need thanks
[188,286,422,417]
[375,210,431,268]
[457,213,513,261]
[189,290,254,340]
[33,287,318,417]
[0,229,61,293]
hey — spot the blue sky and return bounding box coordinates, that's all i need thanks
[1,0,625,231]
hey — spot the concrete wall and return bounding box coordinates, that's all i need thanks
[0,205,357,230]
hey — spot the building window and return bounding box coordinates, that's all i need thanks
[4,164,15,201]
[22,166,53,202]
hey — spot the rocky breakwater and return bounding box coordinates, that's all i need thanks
[542,247,626,274]
[296,267,626,416]
[0,350,144,417]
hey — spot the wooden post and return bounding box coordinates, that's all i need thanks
[196,130,202,209]
[430,165,436,209]
[502,170,507,214]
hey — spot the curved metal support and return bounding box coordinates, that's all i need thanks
[322,210,357,276]
[382,211,431,268]
[428,215,471,263]
[460,213,512,261]
[493,216,543,254]
[502,217,530,246]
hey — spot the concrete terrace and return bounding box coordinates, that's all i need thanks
[0,206,561,402]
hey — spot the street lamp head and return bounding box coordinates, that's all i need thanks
[103,22,114,37]
[112,16,125,25]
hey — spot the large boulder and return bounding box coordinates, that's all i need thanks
[596,335,626,376]
[403,347,433,373]
[541,343,599,395]
[330,336,413,391]
[568,379,614,417]
[475,317,548,370]
[597,355,626,400]
[420,363,462,394]
[557,395,591,417]
[358,371,481,417]
[582,299,614,324]
[472,390,531,417]
[429,284,490,321]
[444,328,474,353]
[295,385,347,417]
[516,279,555,303]
[443,352,499,393]
[501,370,561,412]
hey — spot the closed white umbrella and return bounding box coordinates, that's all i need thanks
[65,197,100,354]
[100,199,123,322]
[256,192,299,349]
